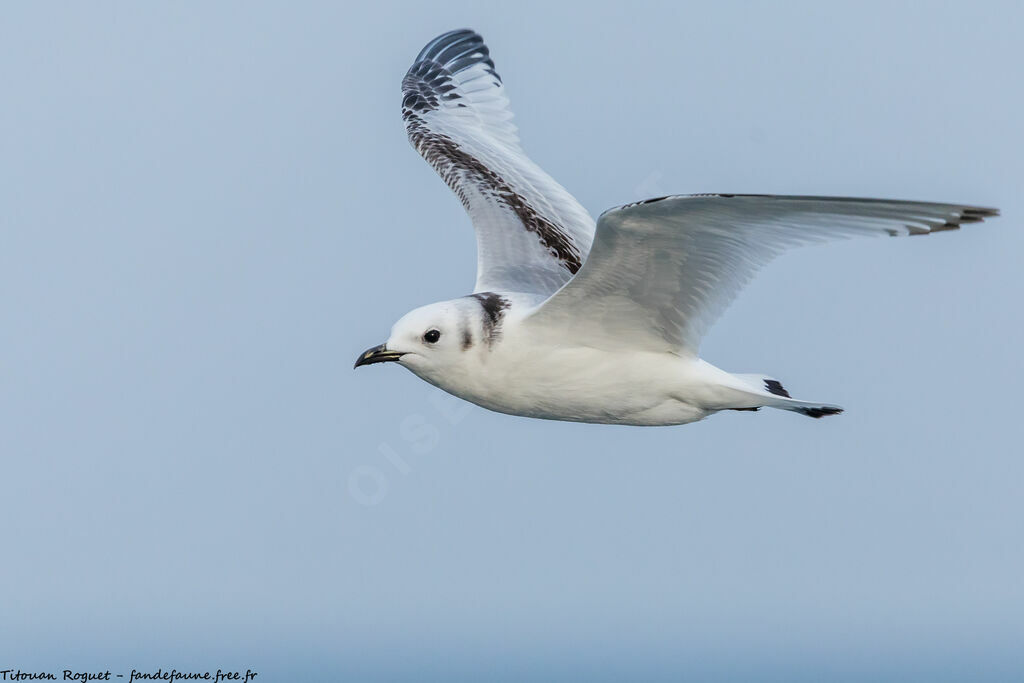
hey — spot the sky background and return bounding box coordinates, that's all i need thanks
[2,1,1022,681]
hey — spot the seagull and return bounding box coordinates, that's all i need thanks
[354,28,999,426]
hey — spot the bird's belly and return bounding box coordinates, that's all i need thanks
[452,348,718,426]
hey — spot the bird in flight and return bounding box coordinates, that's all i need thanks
[354,28,998,426]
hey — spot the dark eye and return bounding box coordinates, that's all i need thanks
[423,329,441,344]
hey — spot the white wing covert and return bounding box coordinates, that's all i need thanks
[403,29,595,296]
[525,194,998,353]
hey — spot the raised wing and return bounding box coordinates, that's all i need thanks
[525,194,999,353]
[402,29,595,296]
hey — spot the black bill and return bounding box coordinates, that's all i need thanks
[353,344,405,369]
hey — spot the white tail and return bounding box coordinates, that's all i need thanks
[730,374,844,419]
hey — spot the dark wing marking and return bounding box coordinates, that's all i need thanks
[401,30,595,295]
[403,118,584,274]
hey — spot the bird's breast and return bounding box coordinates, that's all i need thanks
[445,342,710,425]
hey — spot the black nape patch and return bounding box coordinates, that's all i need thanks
[471,292,510,346]
[764,379,791,398]
[795,406,844,419]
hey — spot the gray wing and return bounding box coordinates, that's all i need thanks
[524,194,999,353]
[403,29,595,296]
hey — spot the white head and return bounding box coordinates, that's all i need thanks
[354,293,512,386]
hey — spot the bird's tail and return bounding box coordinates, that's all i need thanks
[729,374,844,419]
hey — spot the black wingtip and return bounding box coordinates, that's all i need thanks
[960,206,1000,222]
[951,205,1000,226]
[404,29,499,116]
[908,205,1000,235]
[413,29,487,66]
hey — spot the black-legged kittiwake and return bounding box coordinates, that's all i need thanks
[354,29,999,426]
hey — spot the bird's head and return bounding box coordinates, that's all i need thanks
[354,297,500,385]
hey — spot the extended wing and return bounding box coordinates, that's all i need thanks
[403,29,595,296]
[524,194,998,353]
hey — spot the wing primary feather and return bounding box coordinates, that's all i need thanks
[401,29,596,296]
[529,194,999,353]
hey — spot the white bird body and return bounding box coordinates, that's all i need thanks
[353,29,998,427]
[418,310,719,425]
[374,291,841,426]
[427,343,737,426]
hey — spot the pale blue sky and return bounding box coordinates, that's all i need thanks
[2,1,1022,680]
